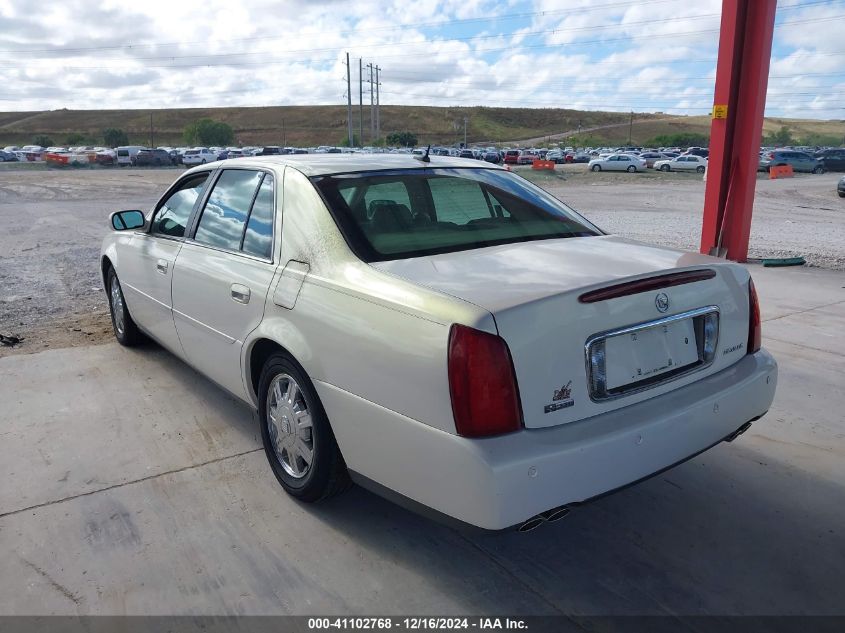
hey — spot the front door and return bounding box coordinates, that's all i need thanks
[117,172,211,357]
[171,168,279,400]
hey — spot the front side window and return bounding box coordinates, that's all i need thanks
[151,173,209,237]
[313,168,601,261]
[194,169,263,251]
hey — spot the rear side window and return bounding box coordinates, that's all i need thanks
[152,173,209,238]
[242,175,275,259]
[194,170,263,251]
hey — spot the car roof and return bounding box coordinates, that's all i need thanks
[186,154,506,177]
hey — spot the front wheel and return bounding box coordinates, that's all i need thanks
[591,164,601,172]
[106,267,142,346]
[627,165,636,172]
[813,166,825,174]
[696,165,706,173]
[259,353,350,502]
[200,159,207,164]
[660,164,670,172]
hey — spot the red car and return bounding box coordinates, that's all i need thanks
[503,150,521,165]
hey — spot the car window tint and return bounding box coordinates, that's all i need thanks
[242,174,275,259]
[152,173,209,237]
[363,181,411,219]
[429,177,498,224]
[194,170,263,251]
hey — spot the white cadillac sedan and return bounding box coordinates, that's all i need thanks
[654,154,709,173]
[101,155,777,531]
[588,153,647,172]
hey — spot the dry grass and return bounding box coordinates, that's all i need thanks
[0,105,841,147]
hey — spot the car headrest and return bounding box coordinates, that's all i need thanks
[370,202,413,232]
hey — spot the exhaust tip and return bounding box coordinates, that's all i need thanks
[518,517,545,532]
[518,506,572,532]
[725,421,752,442]
[542,506,571,523]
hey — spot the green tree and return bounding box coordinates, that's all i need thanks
[386,131,418,147]
[763,126,793,147]
[33,135,54,147]
[645,132,710,148]
[183,118,234,146]
[103,128,129,147]
[799,132,842,147]
[64,132,88,146]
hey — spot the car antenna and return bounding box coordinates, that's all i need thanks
[414,144,431,163]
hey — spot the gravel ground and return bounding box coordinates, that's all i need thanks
[0,163,843,356]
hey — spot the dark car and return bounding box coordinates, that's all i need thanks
[815,148,845,172]
[483,151,501,164]
[0,150,19,162]
[759,150,824,174]
[260,146,288,155]
[838,175,845,198]
[458,149,475,159]
[133,148,172,167]
[686,147,710,158]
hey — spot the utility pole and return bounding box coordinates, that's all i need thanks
[367,62,375,143]
[149,112,154,148]
[359,58,363,148]
[375,65,381,142]
[345,52,353,148]
[463,116,468,148]
[628,111,634,145]
[282,118,286,147]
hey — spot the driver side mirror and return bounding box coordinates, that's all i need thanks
[110,210,145,231]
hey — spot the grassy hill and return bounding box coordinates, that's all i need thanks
[0,105,841,148]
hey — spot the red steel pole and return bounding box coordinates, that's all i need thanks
[700,0,777,262]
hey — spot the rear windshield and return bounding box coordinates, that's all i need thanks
[312,167,601,262]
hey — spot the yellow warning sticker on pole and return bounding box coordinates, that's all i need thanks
[712,104,728,119]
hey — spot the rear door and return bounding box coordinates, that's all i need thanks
[171,168,279,400]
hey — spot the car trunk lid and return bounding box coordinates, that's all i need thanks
[372,235,751,429]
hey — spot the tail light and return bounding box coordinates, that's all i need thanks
[748,278,761,354]
[448,324,523,438]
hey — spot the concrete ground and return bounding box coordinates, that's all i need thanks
[1,264,843,616]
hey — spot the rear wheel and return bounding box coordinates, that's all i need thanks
[106,267,142,346]
[626,165,636,173]
[660,164,670,172]
[591,164,601,172]
[259,353,350,502]
[696,165,706,173]
[813,166,825,174]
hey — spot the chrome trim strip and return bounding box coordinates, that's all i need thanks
[584,305,720,403]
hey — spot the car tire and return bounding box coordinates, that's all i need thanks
[839,192,845,198]
[627,165,636,172]
[591,164,601,172]
[696,165,706,173]
[259,352,351,503]
[0,157,5,162]
[200,159,207,164]
[813,166,824,174]
[106,267,143,347]
[660,165,670,172]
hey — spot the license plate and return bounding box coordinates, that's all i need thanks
[604,318,698,390]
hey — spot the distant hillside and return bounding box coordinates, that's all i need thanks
[0,105,841,148]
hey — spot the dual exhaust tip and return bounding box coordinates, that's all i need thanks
[517,505,571,532]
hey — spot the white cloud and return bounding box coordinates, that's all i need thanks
[0,0,840,118]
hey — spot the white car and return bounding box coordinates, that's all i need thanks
[181,147,218,166]
[654,155,709,173]
[101,155,777,531]
[588,153,647,172]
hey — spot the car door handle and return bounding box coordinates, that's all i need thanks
[231,284,250,304]
[156,259,168,275]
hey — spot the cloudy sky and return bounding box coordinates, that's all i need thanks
[0,0,843,118]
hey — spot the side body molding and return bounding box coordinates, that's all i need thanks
[273,260,310,309]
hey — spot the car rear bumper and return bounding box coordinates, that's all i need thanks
[317,349,777,531]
